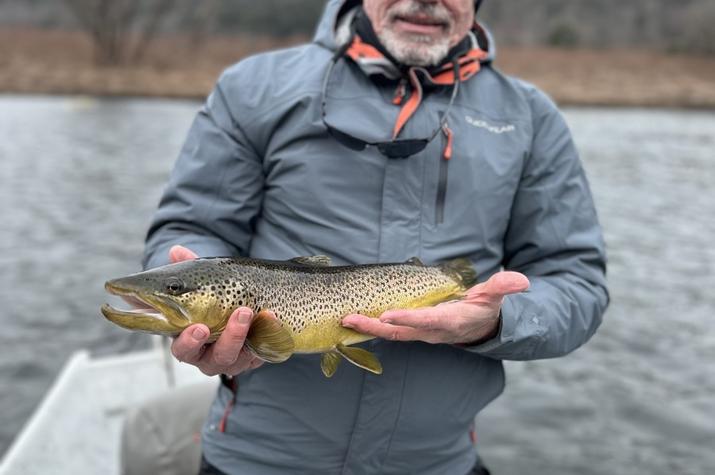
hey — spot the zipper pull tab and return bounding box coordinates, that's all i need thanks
[442,124,453,160]
[392,79,407,105]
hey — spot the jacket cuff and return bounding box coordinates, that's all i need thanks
[459,297,518,353]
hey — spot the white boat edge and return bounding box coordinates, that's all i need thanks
[0,338,214,475]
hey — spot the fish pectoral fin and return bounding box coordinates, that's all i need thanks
[320,352,342,378]
[289,255,332,266]
[335,344,383,375]
[246,310,295,363]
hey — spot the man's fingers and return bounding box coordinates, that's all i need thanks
[171,307,264,377]
[342,314,421,341]
[464,271,530,304]
[222,348,263,375]
[196,347,262,377]
[248,358,265,369]
[169,245,199,264]
[378,306,453,330]
[171,324,210,363]
[210,308,254,366]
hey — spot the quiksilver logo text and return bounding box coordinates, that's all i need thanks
[465,115,515,134]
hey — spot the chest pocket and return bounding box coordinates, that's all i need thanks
[421,110,526,260]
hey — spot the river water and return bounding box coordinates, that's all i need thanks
[1,96,714,474]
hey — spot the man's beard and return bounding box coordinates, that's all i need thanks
[377,1,454,67]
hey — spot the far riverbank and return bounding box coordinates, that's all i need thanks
[1,28,714,108]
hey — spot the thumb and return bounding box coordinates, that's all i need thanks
[464,271,529,305]
[485,271,530,296]
[169,245,198,264]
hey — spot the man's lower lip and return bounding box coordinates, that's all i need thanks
[393,19,445,35]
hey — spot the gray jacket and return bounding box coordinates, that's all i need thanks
[143,1,609,473]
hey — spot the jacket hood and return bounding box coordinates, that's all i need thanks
[313,0,496,62]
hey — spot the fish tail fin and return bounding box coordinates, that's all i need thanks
[439,258,478,289]
[246,310,295,363]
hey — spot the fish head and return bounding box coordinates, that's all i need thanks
[101,259,247,338]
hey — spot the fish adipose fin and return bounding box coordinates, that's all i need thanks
[336,344,383,375]
[290,255,332,266]
[439,258,478,289]
[246,310,295,363]
[320,351,342,378]
[405,257,425,266]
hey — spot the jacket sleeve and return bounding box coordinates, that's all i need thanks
[142,76,264,270]
[465,88,609,360]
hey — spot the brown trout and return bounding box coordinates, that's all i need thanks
[101,255,477,377]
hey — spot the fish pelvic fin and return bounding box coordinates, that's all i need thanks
[438,258,478,289]
[336,344,383,375]
[320,352,342,378]
[246,310,295,363]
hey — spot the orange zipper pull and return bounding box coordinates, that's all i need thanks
[442,124,453,160]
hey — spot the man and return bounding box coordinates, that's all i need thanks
[143,0,609,473]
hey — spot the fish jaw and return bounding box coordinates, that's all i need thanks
[100,303,182,337]
[102,279,191,336]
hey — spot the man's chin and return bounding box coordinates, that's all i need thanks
[382,37,451,67]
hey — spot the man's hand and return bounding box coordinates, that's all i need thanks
[341,271,530,345]
[168,245,264,376]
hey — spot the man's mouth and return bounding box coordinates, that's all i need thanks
[393,14,448,35]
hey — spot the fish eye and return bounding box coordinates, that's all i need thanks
[165,278,185,295]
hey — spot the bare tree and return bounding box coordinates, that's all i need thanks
[129,0,175,62]
[62,0,177,65]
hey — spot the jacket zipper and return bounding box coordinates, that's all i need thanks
[435,122,453,224]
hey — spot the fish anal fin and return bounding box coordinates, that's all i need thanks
[336,344,383,375]
[290,255,332,266]
[320,352,341,378]
[246,310,295,363]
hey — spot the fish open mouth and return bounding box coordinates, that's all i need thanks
[100,301,168,322]
[101,281,189,334]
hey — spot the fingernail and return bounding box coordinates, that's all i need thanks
[237,309,253,324]
[192,327,207,340]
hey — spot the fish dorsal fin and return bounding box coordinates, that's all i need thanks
[405,257,424,266]
[336,344,383,375]
[320,352,342,378]
[290,255,332,266]
[246,310,295,363]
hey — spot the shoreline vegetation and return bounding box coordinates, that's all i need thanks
[2,28,714,108]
